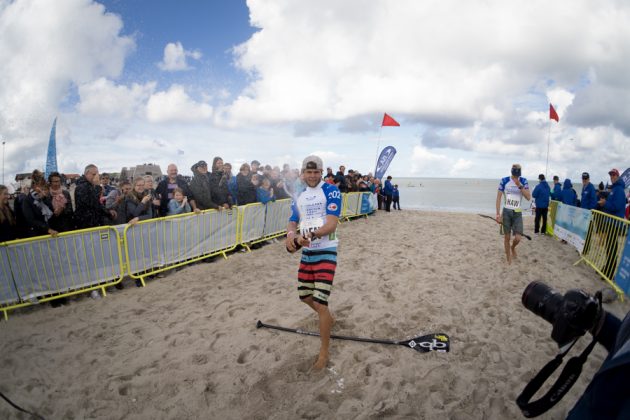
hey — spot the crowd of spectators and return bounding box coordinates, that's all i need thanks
[0,159,394,243]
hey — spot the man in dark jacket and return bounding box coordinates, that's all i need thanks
[155,164,199,216]
[334,166,347,193]
[189,161,219,210]
[382,175,394,212]
[580,172,598,210]
[74,164,115,229]
[551,175,562,200]
[531,174,550,235]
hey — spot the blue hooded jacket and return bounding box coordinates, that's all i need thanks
[551,182,562,201]
[580,182,598,210]
[603,177,626,218]
[532,180,550,208]
[561,179,578,206]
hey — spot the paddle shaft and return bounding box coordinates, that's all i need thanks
[257,320,398,345]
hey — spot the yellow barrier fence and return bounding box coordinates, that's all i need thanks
[1,192,378,319]
[577,210,629,300]
[546,200,559,236]
[0,226,125,320]
[123,208,239,285]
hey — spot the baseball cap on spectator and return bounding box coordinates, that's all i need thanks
[302,155,323,171]
[197,160,207,167]
[608,168,620,176]
[582,172,589,179]
[538,174,545,180]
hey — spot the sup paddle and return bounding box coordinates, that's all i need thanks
[256,320,450,353]
[478,214,532,240]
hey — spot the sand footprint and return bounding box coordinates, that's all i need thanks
[237,345,260,364]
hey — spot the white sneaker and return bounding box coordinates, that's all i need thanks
[90,290,101,300]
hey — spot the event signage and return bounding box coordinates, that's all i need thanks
[553,203,592,253]
[374,146,397,180]
[614,234,630,296]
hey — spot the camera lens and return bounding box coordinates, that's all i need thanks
[522,281,563,324]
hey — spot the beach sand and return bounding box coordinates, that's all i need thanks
[1,210,629,419]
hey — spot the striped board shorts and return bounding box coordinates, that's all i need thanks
[297,247,338,306]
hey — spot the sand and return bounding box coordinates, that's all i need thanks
[1,210,629,419]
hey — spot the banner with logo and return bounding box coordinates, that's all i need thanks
[374,146,397,180]
[614,234,630,296]
[554,203,593,253]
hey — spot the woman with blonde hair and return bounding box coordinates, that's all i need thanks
[125,177,153,225]
[0,185,16,241]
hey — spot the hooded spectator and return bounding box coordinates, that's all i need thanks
[561,179,578,206]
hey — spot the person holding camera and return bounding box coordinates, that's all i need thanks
[125,177,153,225]
[519,282,630,418]
[496,163,531,264]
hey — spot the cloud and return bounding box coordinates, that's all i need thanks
[0,0,134,174]
[146,85,213,122]
[77,78,156,118]
[157,42,202,71]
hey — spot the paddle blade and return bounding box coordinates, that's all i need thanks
[401,334,450,353]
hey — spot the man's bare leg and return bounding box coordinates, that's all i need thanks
[511,234,521,259]
[302,296,335,324]
[504,234,512,264]
[312,301,333,370]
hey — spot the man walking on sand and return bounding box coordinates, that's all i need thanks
[286,155,341,370]
[496,164,531,264]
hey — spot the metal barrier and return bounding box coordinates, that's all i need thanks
[341,192,375,221]
[546,200,559,236]
[1,191,378,319]
[0,227,125,320]
[577,210,629,301]
[123,209,239,285]
[238,199,292,250]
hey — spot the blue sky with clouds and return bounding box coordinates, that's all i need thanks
[1,0,629,186]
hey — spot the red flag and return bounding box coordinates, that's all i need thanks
[549,104,559,122]
[382,113,400,127]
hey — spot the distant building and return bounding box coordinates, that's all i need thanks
[120,163,163,181]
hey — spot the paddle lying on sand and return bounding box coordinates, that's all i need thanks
[478,214,532,240]
[256,320,450,353]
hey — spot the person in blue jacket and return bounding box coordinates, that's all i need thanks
[561,179,578,206]
[551,175,562,200]
[597,168,627,278]
[567,309,630,418]
[579,172,598,210]
[531,174,550,235]
[382,175,394,212]
[392,184,401,210]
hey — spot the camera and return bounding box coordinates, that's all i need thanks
[522,281,601,347]
[511,166,522,177]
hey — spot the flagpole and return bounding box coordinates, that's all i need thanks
[545,122,551,179]
[374,125,383,175]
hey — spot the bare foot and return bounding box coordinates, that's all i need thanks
[511,246,517,259]
[313,352,329,370]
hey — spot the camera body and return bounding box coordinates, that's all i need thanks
[522,282,601,347]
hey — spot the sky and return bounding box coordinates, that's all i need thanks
[1,0,630,186]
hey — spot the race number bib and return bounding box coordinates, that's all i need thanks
[504,192,522,210]
[300,217,324,236]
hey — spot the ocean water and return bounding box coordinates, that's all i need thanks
[391,177,571,214]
